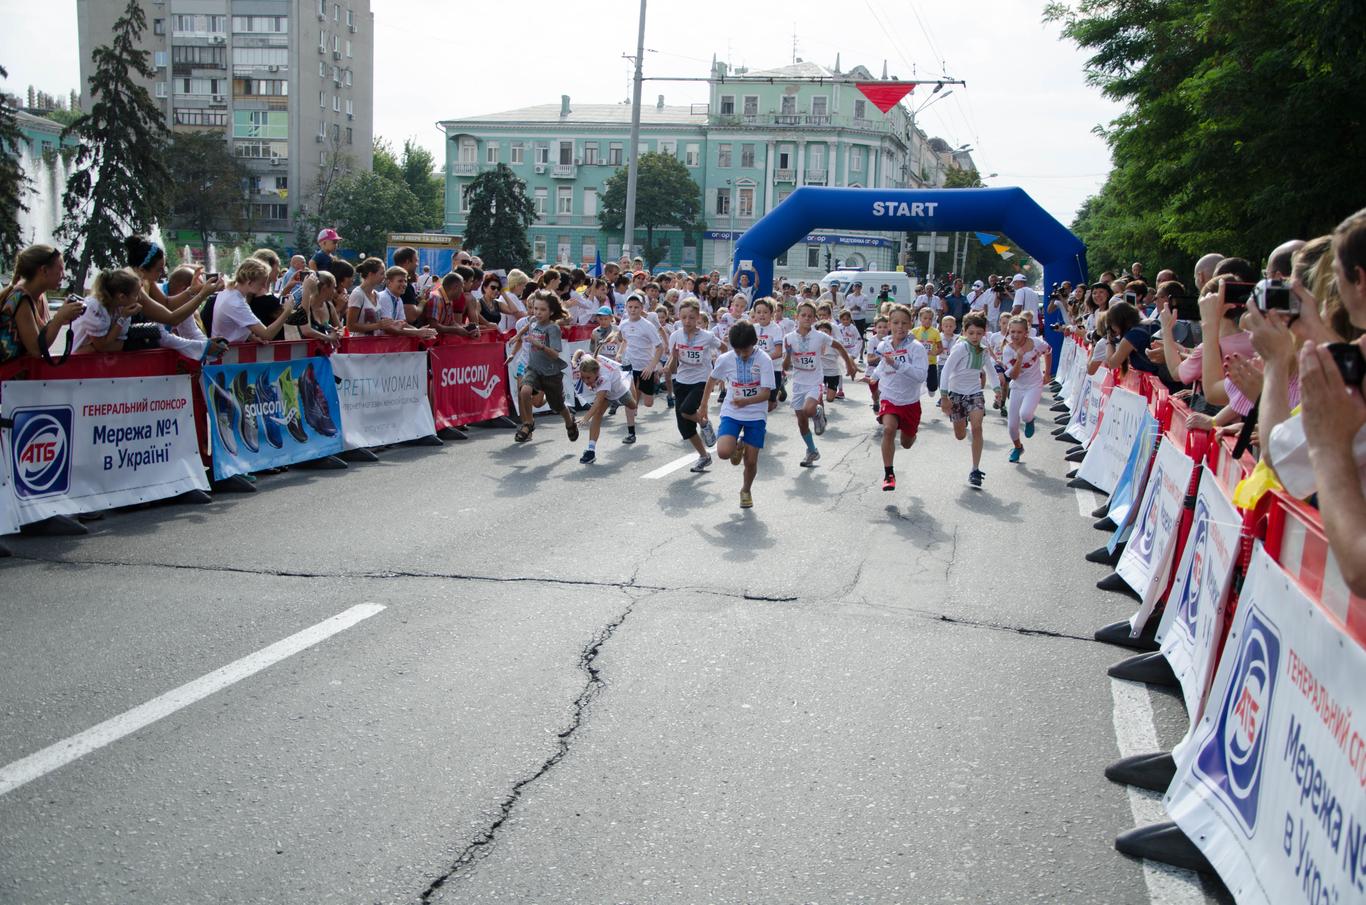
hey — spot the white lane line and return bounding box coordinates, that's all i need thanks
[1110,678,1209,905]
[1075,486,1100,517]
[0,603,386,798]
[643,452,702,480]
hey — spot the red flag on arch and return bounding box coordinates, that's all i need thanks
[854,81,916,113]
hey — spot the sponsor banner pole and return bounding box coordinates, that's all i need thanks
[1165,545,1366,905]
[200,357,344,480]
[430,342,511,428]
[330,352,436,449]
[1,376,208,525]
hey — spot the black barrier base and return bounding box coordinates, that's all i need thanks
[1097,572,1141,600]
[1115,821,1214,874]
[1067,476,1103,493]
[1095,617,1159,651]
[340,448,381,463]
[1092,503,1110,518]
[1066,445,1085,457]
[403,435,443,448]
[293,455,348,471]
[1086,543,1124,565]
[213,474,257,493]
[1065,448,1088,463]
[1054,432,1074,444]
[1050,402,1069,413]
[1094,516,1118,532]
[0,540,10,557]
[437,426,468,441]
[1109,651,1179,688]
[1106,751,1178,793]
[1054,413,1072,424]
[177,489,212,505]
[20,514,88,536]
[494,416,520,429]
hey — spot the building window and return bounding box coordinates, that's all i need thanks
[715,188,730,216]
[717,143,732,168]
[659,139,676,157]
[558,141,573,165]
[582,143,598,165]
[806,246,820,268]
[344,70,352,86]
[780,95,796,115]
[738,187,754,218]
[533,187,547,215]
[582,239,596,264]
[510,142,524,164]
[486,143,499,164]
[346,40,352,58]
[232,16,288,33]
[155,82,167,98]
[776,248,788,266]
[743,95,758,116]
[608,142,623,166]
[534,142,549,164]
[740,144,755,168]
[459,138,476,163]
[332,95,339,111]
[230,47,289,68]
[154,51,168,69]
[346,8,354,27]
[533,236,547,262]
[333,3,340,20]
[851,146,865,171]
[719,95,735,115]
[457,184,471,213]
[811,96,829,117]
[153,18,164,35]
[809,144,825,171]
[582,188,598,216]
[684,144,700,167]
[778,147,792,169]
[345,97,352,115]
[854,99,867,120]
[319,61,327,77]
[556,187,572,215]
[345,127,352,145]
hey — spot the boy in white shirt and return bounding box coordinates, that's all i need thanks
[666,300,724,472]
[696,321,776,509]
[618,294,663,442]
[939,313,1000,487]
[785,301,857,467]
[873,304,930,491]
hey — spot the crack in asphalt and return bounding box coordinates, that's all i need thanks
[417,595,638,902]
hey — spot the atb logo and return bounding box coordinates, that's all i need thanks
[11,406,73,498]
[1133,470,1163,565]
[1171,499,1210,644]
[1194,605,1280,837]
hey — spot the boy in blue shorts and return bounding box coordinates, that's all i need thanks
[697,321,775,509]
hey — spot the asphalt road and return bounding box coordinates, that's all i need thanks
[0,380,1232,904]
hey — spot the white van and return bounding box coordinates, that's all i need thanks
[818,270,914,306]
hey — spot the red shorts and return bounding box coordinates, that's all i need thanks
[877,399,922,438]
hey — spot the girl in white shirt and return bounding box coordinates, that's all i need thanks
[1001,315,1052,463]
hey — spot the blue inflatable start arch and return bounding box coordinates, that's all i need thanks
[732,185,1086,310]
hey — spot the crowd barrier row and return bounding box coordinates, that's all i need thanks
[1050,336,1365,904]
[0,326,602,537]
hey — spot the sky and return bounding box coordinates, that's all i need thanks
[0,0,1124,226]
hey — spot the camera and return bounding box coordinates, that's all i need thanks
[1173,295,1202,321]
[1220,281,1255,306]
[1255,279,1297,314]
[1327,343,1365,386]
[1123,290,1137,304]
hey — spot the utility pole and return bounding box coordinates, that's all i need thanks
[622,0,647,262]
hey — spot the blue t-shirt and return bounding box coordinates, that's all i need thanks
[1123,325,1160,373]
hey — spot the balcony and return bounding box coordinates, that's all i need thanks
[806,169,827,185]
[550,163,577,179]
[448,161,477,177]
[706,112,899,135]
[774,168,795,183]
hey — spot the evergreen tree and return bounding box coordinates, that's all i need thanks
[165,131,250,260]
[0,66,31,265]
[599,152,701,268]
[56,0,171,291]
[463,163,536,271]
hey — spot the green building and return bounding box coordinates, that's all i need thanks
[438,59,972,281]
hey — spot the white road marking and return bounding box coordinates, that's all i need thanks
[1110,678,1209,905]
[643,452,703,480]
[0,603,386,798]
[1075,487,1100,517]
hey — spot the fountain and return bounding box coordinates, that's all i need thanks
[14,136,71,248]
[207,244,218,274]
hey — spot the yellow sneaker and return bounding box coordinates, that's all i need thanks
[739,490,753,508]
[729,441,745,466]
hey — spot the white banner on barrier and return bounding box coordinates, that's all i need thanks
[330,353,436,450]
[1157,466,1242,727]
[1067,352,1089,413]
[0,435,18,535]
[1,376,208,525]
[1063,341,1087,407]
[1057,340,1077,402]
[1165,545,1366,905]
[1065,367,1108,444]
[1076,386,1147,493]
[1118,436,1195,631]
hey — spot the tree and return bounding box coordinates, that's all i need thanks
[0,66,30,265]
[399,139,443,230]
[322,169,423,259]
[463,162,536,271]
[599,151,701,268]
[55,0,170,291]
[294,143,352,252]
[165,131,250,259]
[1045,0,1366,272]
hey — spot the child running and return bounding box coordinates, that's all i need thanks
[572,351,637,464]
[873,304,930,491]
[666,299,724,472]
[911,305,943,397]
[785,302,857,467]
[619,293,663,443]
[696,321,776,509]
[1001,314,1052,463]
[862,315,890,416]
[938,313,999,487]
[750,298,786,412]
[510,290,579,444]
